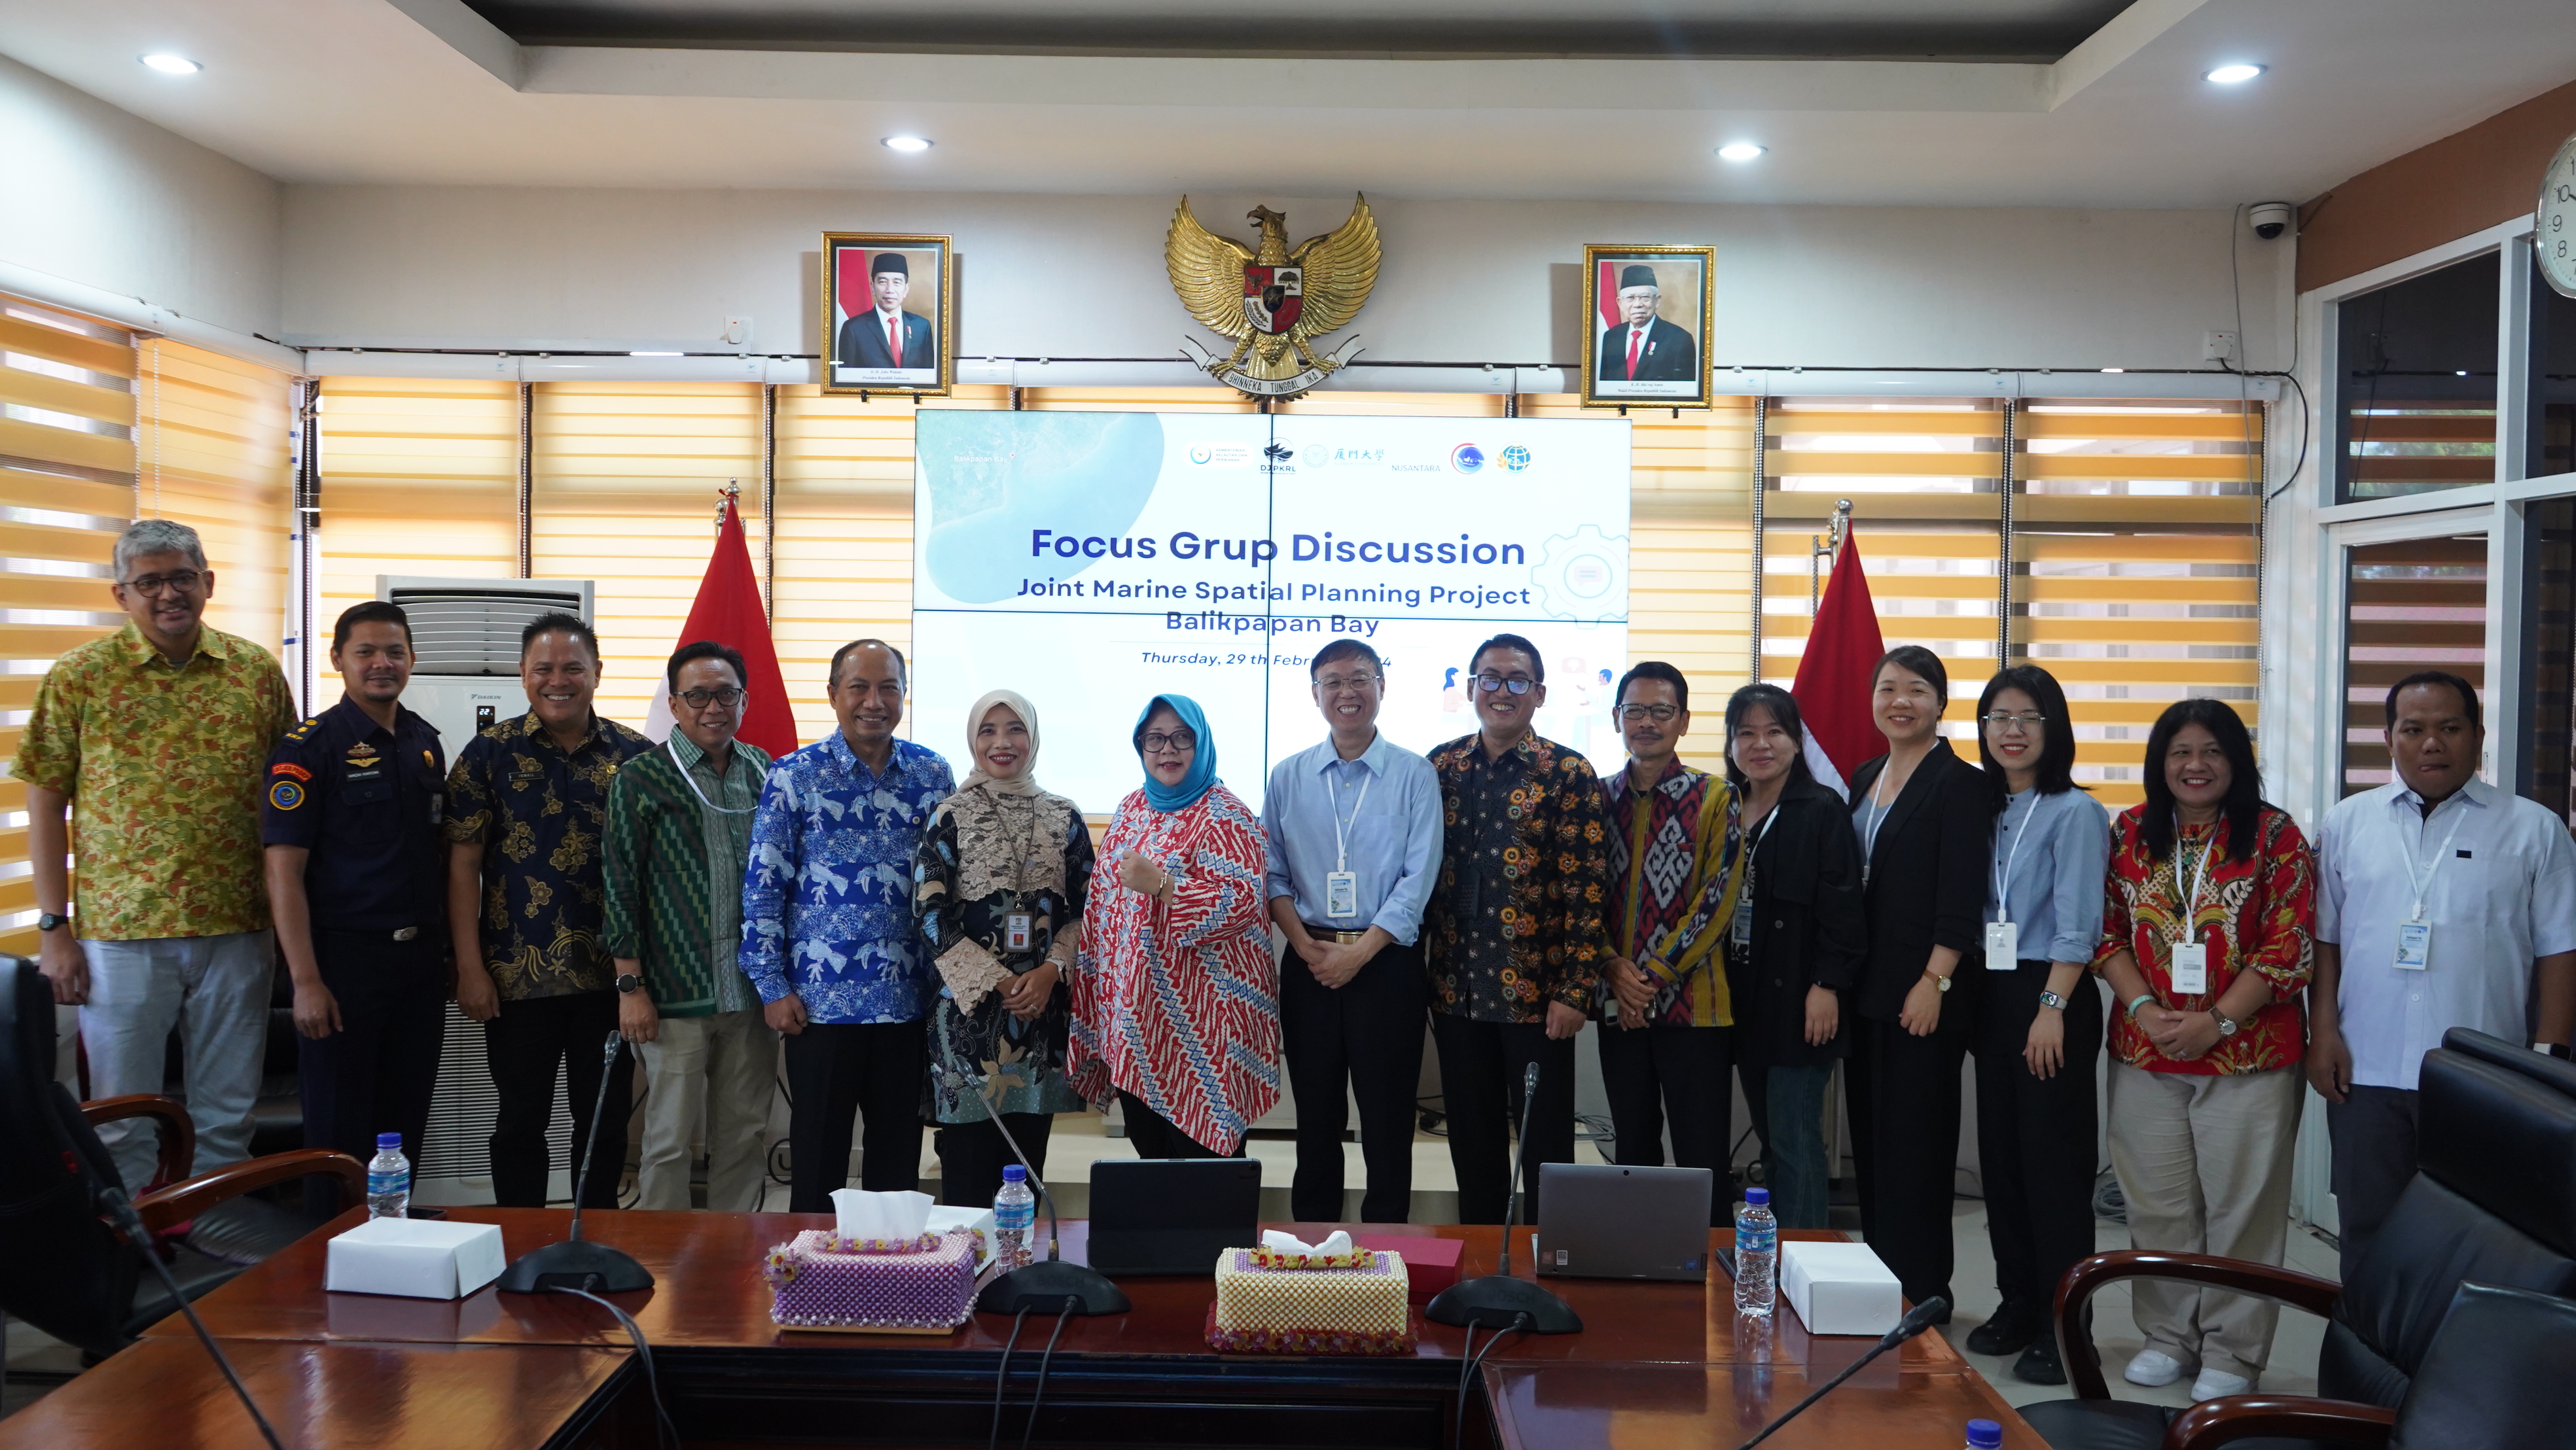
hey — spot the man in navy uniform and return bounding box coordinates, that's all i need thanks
[838,251,937,372]
[1596,264,1698,384]
[263,600,450,1214]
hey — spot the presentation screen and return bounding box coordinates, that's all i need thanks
[910,410,1631,815]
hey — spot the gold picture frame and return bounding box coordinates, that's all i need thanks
[1579,243,1713,410]
[819,232,955,397]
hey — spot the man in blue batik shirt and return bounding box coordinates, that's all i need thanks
[742,639,955,1211]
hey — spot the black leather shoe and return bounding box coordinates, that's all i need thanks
[2014,1335,2067,1385]
[1965,1302,2039,1356]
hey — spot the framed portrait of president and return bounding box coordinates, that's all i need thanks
[821,232,954,397]
[1580,244,1712,410]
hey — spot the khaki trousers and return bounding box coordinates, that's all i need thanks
[635,1008,778,1211]
[2106,1063,2304,1379]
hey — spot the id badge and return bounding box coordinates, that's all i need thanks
[1731,903,1753,947]
[2395,919,2432,972]
[1325,870,1359,919]
[1004,912,1033,953]
[1985,919,2018,969]
[2170,938,2209,995]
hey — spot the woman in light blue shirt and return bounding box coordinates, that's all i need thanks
[1963,665,2111,1386]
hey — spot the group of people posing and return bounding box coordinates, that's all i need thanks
[27,521,2573,1406]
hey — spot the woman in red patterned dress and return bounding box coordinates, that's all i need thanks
[2093,698,2315,1404]
[1069,694,1281,1157]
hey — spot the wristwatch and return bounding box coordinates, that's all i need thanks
[2037,991,2067,1011]
[615,972,644,995]
[2537,1041,2573,1061]
[1922,970,1953,994]
[35,911,67,934]
[2213,1011,2240,1038]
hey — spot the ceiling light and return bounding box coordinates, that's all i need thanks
[1715,142,1766,163]
[2204,63,2264,84]
[140,53,201,75]
[2102,367,2126,374]
[629,351,681,357]
[882,135,931,153]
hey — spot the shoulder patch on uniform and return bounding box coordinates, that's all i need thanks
[270,779,306,811]
[272,762,312,781]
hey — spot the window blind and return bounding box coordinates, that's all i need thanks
[135,340,293,655]
[315,376,522,634]
[0,296,135,949]
[2342,533,2487,795]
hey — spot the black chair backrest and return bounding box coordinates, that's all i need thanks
[2389,1281,2576,1450]
[0,956,142,1357]
[2323,1031,2576,1407]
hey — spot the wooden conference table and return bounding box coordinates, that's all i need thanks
[1,1209,2043,1449]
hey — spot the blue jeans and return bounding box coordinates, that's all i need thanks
[1753,1063,1834,1229]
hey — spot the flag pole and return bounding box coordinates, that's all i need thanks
[1809,498,1852,618]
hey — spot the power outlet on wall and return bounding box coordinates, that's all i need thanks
[2202,330,2240,366]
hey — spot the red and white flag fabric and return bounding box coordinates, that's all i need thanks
[1789,526,1888,800]
[642,495,798,760]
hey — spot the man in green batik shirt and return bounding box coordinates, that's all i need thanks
[603,641,778,1211]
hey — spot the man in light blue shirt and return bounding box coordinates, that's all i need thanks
[1264,638,1444,1222]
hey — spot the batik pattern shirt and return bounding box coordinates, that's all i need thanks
[12,624,293,940]
[1424,733,1613,1023]
[742,734,954,1025]
[2095,804,2315,1076]
[601,735,770,1017]
[1604,759,1744,1028]
[444,711,654,1000]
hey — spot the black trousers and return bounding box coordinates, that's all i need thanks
[1973,964,2104,1311]
[782,1019,927,1212]
[484,991,635,1209]
[1433,1012,1576,1226]
[1596,1021,1733,1224]
[298,931,447,1218]
[1279,938,1429,1222]
[935,1113,1055,1211]
[1848,1014,1969,1309]
[1118,1090,1242,1160]
[2326,1084,2420,1275]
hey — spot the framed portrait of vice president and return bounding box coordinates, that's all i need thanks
[1580,244,1712,410]
[821,232,954,396]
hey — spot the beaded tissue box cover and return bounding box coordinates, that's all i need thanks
[764,1229,980,1334]
[1206,1247,1416,1355]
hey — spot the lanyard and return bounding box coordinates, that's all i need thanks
[2172,813,2217,946]
[666,737,756,815]
[1329,764,1374,874]
[1861,771,1897,884]
[2395,794,2469,921]
[1991,792,2035,924]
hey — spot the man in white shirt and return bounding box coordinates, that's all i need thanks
[2311,671,2576,1271]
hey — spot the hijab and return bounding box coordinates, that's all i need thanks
[958,689,1043,798]
[1135,693,1218,813]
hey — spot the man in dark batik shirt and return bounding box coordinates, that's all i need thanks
[1423,632,1612,1224]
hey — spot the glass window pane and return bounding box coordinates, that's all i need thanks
[2337,254,2499,501]
[2344,535,2487,795]
[2530,255,2576,481]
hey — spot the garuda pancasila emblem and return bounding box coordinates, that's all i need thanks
[1166,194,1380,399]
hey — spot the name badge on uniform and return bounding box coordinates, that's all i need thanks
[2395,919,2432,972]
[1325,870,1359,919]
[1985,920,2018,968]
[429,792,444,826]
[2170,938,2210,995]
[1004,913,1033,953]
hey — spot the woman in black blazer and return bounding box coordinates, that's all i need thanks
[1721,684,1866,1230]
[1845,645,1992,1316]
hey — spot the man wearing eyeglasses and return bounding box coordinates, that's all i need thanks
[1263,638,1444,1222]
[16,519,295,1192]
[603,641,778,1210]
[1423,633,1613,1224]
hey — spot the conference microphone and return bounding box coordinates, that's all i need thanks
[1427,1059,1581,1333]
[1731,1296,1951,1450]
[972,1069,1129,1317]
[497,1031,654,1294]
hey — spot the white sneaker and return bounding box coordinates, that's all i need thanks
[2124,1349,2187,1387]
[2191,1369,2255,1402]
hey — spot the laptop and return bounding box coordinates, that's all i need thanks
[1085,1159,1263,1276]
[1532,1163,1712,1282]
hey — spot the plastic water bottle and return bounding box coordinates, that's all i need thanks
[366,1133,410,1220]
[1965,1419,2003,1450]
[1734,1186,1777,1317]
[993,1164,1035,1271]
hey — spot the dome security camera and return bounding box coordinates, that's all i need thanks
[2249,202,2294,241]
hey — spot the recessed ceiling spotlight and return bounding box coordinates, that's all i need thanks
[1715,142,1766,163]
[882,135,931,153]
[140,53,202,75]
[2102,366,2126,374]
[2204,63,2265,84]
[630,351,682,357]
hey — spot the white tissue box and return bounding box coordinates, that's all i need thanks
[1781,1241,1903,1336]
[325,1218,507,1300]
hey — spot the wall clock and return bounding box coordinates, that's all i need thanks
[2541,130,2576,300]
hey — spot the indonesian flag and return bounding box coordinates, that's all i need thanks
[1597,260,1624,329]
[642,496,798,759]
[1788,527,1887,800]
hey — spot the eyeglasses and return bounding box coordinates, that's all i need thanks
[122,569,205,597]
[1980,711,2048,730]
[679,686,745,709]
[1473,675,1535,696]
[1616,704,1678,723]
[1314,673,1382,693]
[1141,729,1197,753]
